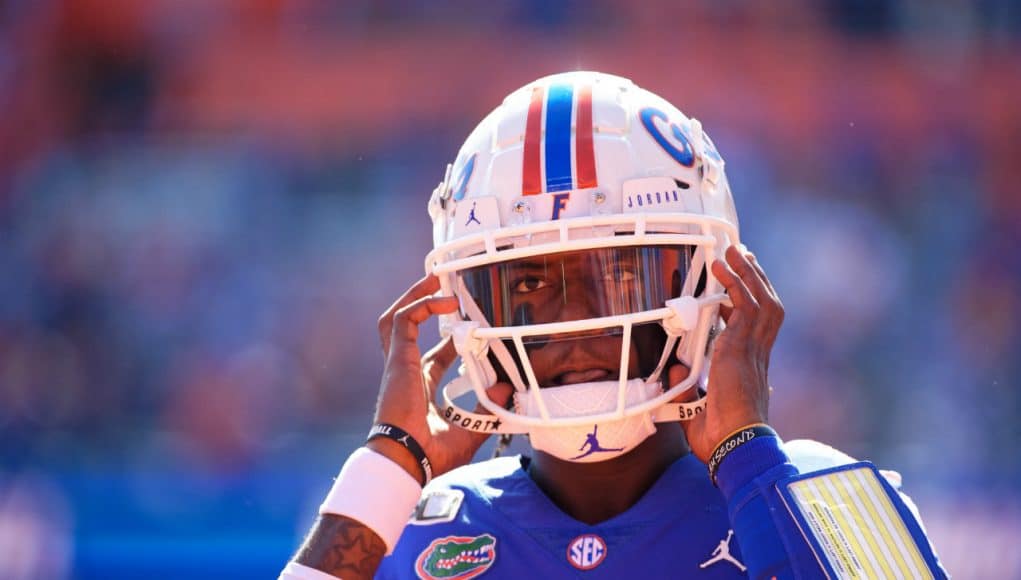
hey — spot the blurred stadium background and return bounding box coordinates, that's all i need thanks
[0,1,1019,578]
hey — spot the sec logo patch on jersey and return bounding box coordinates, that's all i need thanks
[414,534,496,579]
[567,533,607,570]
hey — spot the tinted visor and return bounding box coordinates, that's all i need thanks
[460,246,693,328]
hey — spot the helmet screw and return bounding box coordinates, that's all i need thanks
[593,191,606,204]
[513,200,528,213]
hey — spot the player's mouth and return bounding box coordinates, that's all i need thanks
[549,368,617,386]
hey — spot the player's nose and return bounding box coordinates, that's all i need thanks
[556,284,605,323]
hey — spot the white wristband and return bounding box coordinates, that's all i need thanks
[279,561,341,580]
[319,446,423,554]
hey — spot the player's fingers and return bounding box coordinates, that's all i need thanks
[711,255,757,332]
[390,295,459,353]
[727,246,772,309]
[422,336,457,394]
[718,303,733,324]
[746,252,779,301]
[739,251,785,342]
[377,297,458,425]
[378,275,443,355]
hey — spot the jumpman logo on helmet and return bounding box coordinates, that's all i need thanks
[464,202,482,226]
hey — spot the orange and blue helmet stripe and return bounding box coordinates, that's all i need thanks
[522,81,598,196]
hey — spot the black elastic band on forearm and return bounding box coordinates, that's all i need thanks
[707,423,777,486]
[367,423,433,485]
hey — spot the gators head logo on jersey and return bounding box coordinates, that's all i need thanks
[415,534,497,579]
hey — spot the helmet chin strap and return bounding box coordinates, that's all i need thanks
[439,374,707,436]
[438,374,708,463]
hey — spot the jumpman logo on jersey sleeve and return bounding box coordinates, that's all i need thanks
[570,425,624,460]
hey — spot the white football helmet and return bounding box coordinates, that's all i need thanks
[425,71,739,462]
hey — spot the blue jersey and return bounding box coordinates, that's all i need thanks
[376,438,946,579]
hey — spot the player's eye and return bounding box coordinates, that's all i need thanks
[602,266,636,284]
[512,276,550,294]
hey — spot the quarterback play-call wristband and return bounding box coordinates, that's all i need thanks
[367,423,433,485]
[708,423,778,486]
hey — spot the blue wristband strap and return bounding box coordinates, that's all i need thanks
[708,423,778,486]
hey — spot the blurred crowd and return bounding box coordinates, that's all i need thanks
[0,1,1019,577]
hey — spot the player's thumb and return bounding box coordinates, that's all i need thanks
[667,364,691,394]
[480,382,513,412]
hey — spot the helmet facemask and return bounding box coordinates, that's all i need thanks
[429,218,733,462]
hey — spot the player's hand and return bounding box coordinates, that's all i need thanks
[368,274,513,485]
[672,245,783,464]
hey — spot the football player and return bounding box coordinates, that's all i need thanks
[281,72,946,579]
